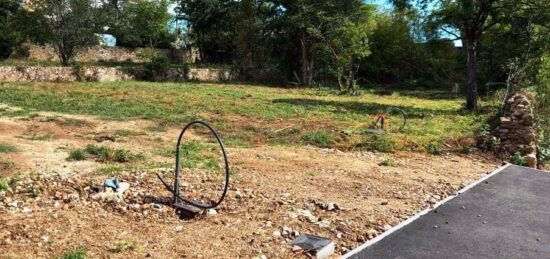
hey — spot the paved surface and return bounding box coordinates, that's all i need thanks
[346,165,550,259]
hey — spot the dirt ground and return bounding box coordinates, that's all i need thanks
[0,109,500,258]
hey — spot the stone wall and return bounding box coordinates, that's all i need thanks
[497,94,537,167]
[0,66,236,83]
[22,44,199,64]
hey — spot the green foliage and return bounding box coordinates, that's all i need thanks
[379,158,398,167]
[29,0,99,65]
[0,0,24,59]
[361,135,395,153]
[110,0,173,48]
[83,144,141,163]
[0,81,493,152]
[67,149,86,161]
[60,248,87,259]
[477,124,500,150]
[426,142,441,155]
[535,53,550,164]
[303,131,334,147]
[143,54,170,81]
[510,152,527,166]
[461,146,478,154]
[0,178,9,191]
[0,142,16,153]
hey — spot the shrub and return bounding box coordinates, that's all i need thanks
[461,146,478,154]
[510,152,527,166]
[60,248,87,259]
[426,142,441,155]
[365,135,394,153]
[0,178,10,191]
[67,149,86,161]
[113,149,132,163]
[303,131,334,147]
[0,143,16,153]
[379,158,397,167]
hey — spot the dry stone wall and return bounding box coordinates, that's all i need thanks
[497,94,537,167]
[0,66,236,82]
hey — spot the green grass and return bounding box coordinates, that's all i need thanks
[67,149,86,161]
[379,158,398,167]
[159,140,222,171]
[0,143,17,153]
[303,130,334,147]
[59,248,87,259]
[0,178,10,191]
[0,81,497,152]
[68,144,143,163]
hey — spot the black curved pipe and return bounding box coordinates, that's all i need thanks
[157,121,230,210]
[385,107,407,132]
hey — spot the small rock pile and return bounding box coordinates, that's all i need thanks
[497,94,537,167]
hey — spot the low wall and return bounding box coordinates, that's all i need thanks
[22,44,197,64]
[0,66,236,82]
[497,94,537,167]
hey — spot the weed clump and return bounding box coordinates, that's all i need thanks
[379,158,398,167]
[67,149,86,161]
[358,135,395,153]
[0,143,16,153]
[510,152,527,166]
[426,142,442,155]
[67,144,142,163]
[60,248,87,259]
[0,178,9,191]
[303,131,334,147]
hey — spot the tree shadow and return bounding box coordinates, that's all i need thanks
[272,98,467,117]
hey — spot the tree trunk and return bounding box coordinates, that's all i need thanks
[299,34,313,87]
[465,37,479,111]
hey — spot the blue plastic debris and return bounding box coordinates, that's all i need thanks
[104,178,119,190]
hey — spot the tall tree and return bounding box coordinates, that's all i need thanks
[429,0,505,111]
[0,0,23,59]
[30,0,99,65]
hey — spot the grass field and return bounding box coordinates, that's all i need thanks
[0,81,495,152]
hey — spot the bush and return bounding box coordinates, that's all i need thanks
[0,143,16,153]
[67,149,86,161]
[303,131,334,147]
[426,142,441,155]
[143,55,170,81]
[0,178,10,191]
[60,248,87,259]
[379,158,397,167]
[366,135,394,153]
[510,152,527,166]
[535,53,550,165]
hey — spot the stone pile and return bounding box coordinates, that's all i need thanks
[498,94,537,167]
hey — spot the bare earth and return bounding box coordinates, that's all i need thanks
[0,110,500,258]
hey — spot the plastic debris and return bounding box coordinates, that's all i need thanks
[291,234,335,259]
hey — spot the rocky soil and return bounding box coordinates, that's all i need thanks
[0,110,500,258]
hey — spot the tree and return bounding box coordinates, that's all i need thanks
[180,0,239,63]
[30,0,98,65]
[275,0,375,89]
[0,0,23,59]
[428,0,508,111]
[314,3,376,93]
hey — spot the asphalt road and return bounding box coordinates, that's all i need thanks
[345,164,550,259]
